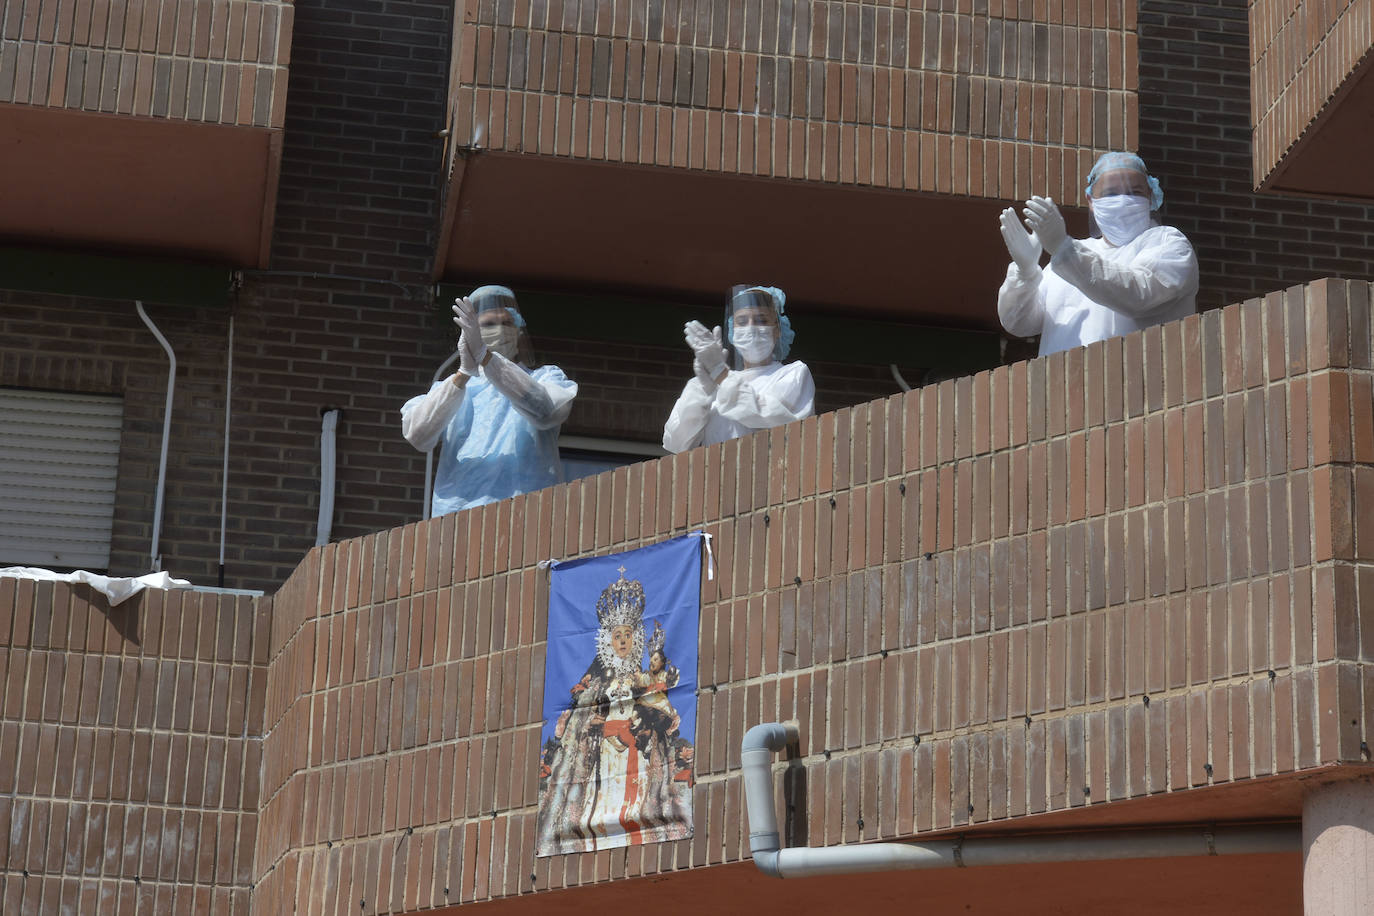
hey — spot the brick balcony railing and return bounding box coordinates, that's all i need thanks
[3,278,1373,913]
[445,0,1138,203]
[0,0,292,127]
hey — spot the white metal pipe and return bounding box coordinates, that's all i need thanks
[742,721,1301,880]
[889,363,913,392]
[219,313,234,587]
[423,349,463,519]
[135,301,175,573]
[316,409,340,547]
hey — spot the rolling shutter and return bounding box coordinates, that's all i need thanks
[0,389,124,570]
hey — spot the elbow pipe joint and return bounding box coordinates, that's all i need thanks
[742,722,799,878]
[742,722,796,754]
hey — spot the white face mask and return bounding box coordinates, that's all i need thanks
[481,324,519,360]
[1091,195,1153,246]
[731,325,776,365]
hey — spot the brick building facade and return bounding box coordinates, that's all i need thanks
[4,0,1374,913]
[5,281,1374,912]
[4,0,1374,591]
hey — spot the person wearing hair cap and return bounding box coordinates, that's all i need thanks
[663,284,816,453]
[997,151,1199,356]
[401,285,578,515]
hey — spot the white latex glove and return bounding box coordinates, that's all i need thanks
[456,327,480,379]
[1023,196,1069,255]
[1000,206,1042,273]
[692,357,719,395]
[452,298,488,366]
[685,320,727,381]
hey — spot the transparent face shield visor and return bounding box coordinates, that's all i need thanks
[468,287,531,363]
[726,285,782,369]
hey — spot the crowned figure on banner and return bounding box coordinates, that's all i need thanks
[535,567,694,855]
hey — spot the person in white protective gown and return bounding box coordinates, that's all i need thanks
[662,285,816,453]
[997,151,1199,356]
[401,286,578,515]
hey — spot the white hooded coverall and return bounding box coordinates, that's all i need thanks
[998,224,1199,356]
[662,361,815,453]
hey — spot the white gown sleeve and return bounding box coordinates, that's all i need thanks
[481,356,578,430]
[1049,227,1199,317]
[997,261,1047,338]
[401,377,465,452]
[662,377,716,454]
[714,361,816,429]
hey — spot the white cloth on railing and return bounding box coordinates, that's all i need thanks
[0,567,191,606]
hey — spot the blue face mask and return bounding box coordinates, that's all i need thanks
[1091,195,1152,246]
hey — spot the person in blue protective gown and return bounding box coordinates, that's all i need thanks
[997,151,1199,356]
[401,286,578,515]
[662,285,815,453]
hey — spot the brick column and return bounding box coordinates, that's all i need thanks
[1303,778,1374,915]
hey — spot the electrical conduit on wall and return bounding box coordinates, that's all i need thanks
[423,348,462,519]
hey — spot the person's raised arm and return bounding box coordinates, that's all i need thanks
[663,322,726,453]
[400,302,484,450]
[480,353,578,429]
[997,206,1049,338]
[714,361,815,429]
[1050,228,1199,316]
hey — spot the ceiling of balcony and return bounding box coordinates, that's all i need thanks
[0,104,281,267]
[436,151,1092,331]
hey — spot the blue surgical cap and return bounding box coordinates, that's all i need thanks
[1084,152,1164,211]
[727,285,795,361]
[469,284,527,329]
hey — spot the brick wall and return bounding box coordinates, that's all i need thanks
[0,293,239,582]
[0,285,922,593]
[249,278,1374,913]
[1137,0,1374,310]
[0,580,267,914]
[1248,0,1372,185]
[448,0,1138,204]
[0,0,292,127]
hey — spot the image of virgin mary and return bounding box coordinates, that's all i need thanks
[535,568,695,855]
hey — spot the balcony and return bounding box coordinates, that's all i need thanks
[434,1,1139,326]
[4,278,1372,913]
[0,0,293,267]
[1250,0,1374,200]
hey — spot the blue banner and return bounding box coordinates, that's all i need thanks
[535,533,702,856]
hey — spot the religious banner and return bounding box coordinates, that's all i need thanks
[534,533,703,856]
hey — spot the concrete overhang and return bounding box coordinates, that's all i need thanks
[435,151,1089,332]
[1258,52,1374,201]
[0,103,282,268]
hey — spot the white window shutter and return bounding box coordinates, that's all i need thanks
[0,389,124,571]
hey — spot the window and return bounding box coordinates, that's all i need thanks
[559,436,665,483]
[0,388,124,571]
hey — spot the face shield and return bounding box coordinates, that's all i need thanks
[468,284,534,364]
[725,285,794,369]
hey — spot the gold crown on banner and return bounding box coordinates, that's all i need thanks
[596,566,646,631]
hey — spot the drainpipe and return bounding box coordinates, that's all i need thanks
[136,301,175,573]
[422,349,463,519]
[742,722,1299,879]
[316,408,341,547]
[218,313,234,587]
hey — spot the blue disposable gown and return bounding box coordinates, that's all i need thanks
[997,224,1199,356]
[402,356,578,515]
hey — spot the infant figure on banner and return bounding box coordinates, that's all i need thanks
[536,568,695,855]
